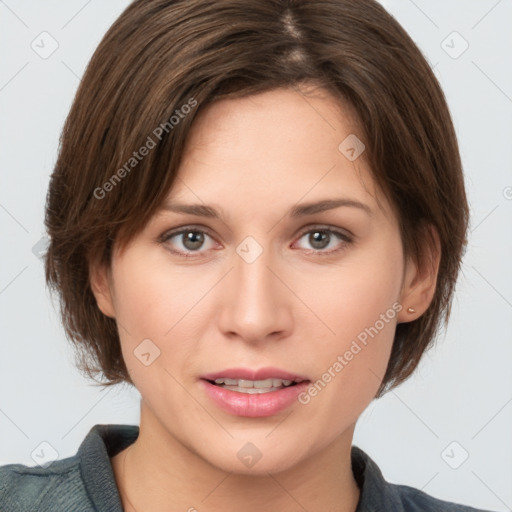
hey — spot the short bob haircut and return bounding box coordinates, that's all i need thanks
[44,0,468,398]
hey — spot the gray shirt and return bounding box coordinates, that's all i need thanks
[0,424,494,511]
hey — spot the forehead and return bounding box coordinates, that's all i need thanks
[183,85,361,157]
[165,86,389,220]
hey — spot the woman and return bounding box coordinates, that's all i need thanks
[0,0,494,510]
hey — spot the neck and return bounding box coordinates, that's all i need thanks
[111,402,361,512]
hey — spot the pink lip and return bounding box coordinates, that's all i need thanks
[200,379,310,417]
[200,367,311,417]
[201,367,309,382]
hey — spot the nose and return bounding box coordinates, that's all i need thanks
[217,244,293,345]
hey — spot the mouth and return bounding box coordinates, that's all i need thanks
[204,377,306,394]
[200,367,311,417]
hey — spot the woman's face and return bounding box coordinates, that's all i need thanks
[92,85,426,475]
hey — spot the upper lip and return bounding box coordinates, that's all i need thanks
[201,367,309,383]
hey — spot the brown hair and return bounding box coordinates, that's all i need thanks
[44,0,468,398]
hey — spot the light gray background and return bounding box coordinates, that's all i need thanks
[1,1,511,510]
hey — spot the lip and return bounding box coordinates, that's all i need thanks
[201,367,309,382]
[200,367,311,417]
[200,379,310,417]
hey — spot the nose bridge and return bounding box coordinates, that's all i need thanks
[221,238,290,340]
[235,242,278,312]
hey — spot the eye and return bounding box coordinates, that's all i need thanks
[160,227,217,257]
[293,226,353,254]
[159,224,353,258]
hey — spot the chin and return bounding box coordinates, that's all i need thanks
[200,438,311,477]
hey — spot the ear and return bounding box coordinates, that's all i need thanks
[397,225,441,323]
[88,255,116,319]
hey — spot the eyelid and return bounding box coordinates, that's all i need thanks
[295,223,354,241]
[291,224,354,255]
[159,224,216,241]
[158,224,219,252]
[160,223,354,241]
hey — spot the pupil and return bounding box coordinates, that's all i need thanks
[310,231,329,249]
[184,231,204,250]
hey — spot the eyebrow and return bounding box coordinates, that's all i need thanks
[159,198,373,218]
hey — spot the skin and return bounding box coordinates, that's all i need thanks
[90,84,440,512]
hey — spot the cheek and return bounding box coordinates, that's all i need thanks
[111,251,203,337]
[110,251,214,386]
[296,238,403,412]
[306,236,403,343]
[297,294,398,437]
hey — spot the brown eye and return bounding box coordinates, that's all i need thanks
[181,231,206,251]
[294,227,352,254]
[161,227,216,256]
[308,230,331,250]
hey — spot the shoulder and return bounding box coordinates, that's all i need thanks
[393,482,493,511]
[0,455,92,512]
[0,424,138,512]
[351,445,495,512]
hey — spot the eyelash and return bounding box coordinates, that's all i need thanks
[158,224,354,258]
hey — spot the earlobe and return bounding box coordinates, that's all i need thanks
[397,225,441,323]
[88,258,116,319]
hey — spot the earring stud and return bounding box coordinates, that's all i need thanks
[407,307,416,314]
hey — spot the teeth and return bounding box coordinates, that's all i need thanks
[254,379,279,388]
[213,378,294,388]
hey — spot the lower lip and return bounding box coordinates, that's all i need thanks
[200,379,310,417]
